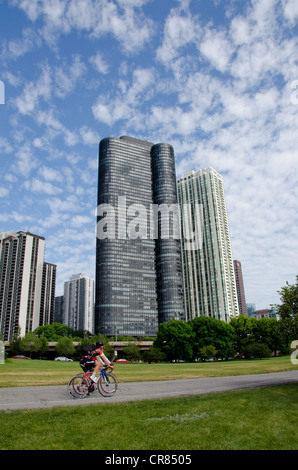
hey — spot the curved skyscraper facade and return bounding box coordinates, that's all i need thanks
[95,136,185,337]
[151,143,184,324]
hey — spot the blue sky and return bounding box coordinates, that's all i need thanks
[0,0,297,310]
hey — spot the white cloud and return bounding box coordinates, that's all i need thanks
[24,178,63,195]
[54,55,87,98]
[35,109,79,146]
[92,2,153,53]
[12,0,153,53]
[13,144,38,178]
[79,126,99,145]
[0,27,42,60]
[0,137,13,153]
[70,215,93,227]
[283,0,298,23]
[200,29,234,72]
[47,195,81,214]
[15,65,52,115]
[92,67,155,125]
[0,187,9,197]
[156,9,198,64]
[38,166,64,183]
[89,53,109,74]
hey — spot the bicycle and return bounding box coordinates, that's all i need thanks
[68,366,117,399]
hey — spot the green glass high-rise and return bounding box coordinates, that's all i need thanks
[95,136,185,336]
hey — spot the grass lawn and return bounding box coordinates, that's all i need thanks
[0,355,297,387]
[0,383,297,450]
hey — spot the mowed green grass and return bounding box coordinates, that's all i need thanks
[0,357,297,450]
[1,355,297,387]
[0,384,297,450]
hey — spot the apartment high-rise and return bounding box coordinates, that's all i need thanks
[95,136,185,337]
[177,168,239,322]
[63,273,94,333]
[0,231,56,341]
[40,261,56,326]
[233,260,248,316]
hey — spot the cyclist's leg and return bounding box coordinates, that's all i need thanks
[90,359,102,382]
[107,368,118,388]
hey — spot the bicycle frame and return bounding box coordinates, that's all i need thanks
[68,366,117,399]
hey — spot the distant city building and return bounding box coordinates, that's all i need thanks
[63,273,94,333]
[95,136,185,337]
[246,303,256,317]
[233,260,248,316]
[54,295,64,323]
[39,262,56,326]
[177,168,239,322]
[0,231,56,341]
[255,307,279,320]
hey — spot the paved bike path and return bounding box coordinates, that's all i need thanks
[0,371,297,411]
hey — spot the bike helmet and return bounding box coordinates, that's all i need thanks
[96,341,104,348]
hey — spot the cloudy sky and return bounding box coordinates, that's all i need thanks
[0,0,297,310]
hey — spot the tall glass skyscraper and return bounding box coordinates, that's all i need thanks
[177,168,239,322]
[95,136,185,337]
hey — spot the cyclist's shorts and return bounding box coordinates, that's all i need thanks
[80,356,95,372]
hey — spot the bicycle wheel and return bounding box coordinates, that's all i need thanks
[67,373,89,399]
[105,367,118,388]
[109,372,118,389]
[98,372,117,397]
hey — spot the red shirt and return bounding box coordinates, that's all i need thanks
[90,347,103,360]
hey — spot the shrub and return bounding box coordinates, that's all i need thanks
[243,343,271,359]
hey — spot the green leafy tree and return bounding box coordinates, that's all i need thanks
[20,332,43,358]
[274,276,298,353]
[34,323,70,341]
[143,346,166,363]
[55,336,75,357]
[123,343,141,362]
[154,320,194,362]
[251,318,279,355]
[230,315,258,353]
[9,327,22,356]
[243,343,271,359]
[189,316,233,360]
[36,335,48,359]
[276,275,298,319]
[198,344,217,361]
[276,317,298,354]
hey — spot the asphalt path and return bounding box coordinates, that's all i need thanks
[0,370,297,411]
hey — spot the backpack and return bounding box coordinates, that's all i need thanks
[80,344,97,372]
[82,344,96,355]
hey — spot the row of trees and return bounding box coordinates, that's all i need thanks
[152,275,298,362]
[7,326,110,359]
[8,312,296,362]
[152,314,296,362]
[6,276,298,362]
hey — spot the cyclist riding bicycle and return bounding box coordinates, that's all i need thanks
[80,341,113,384]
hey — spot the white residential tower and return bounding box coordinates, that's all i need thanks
[63,273,94,333]
[177,168,239,322]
